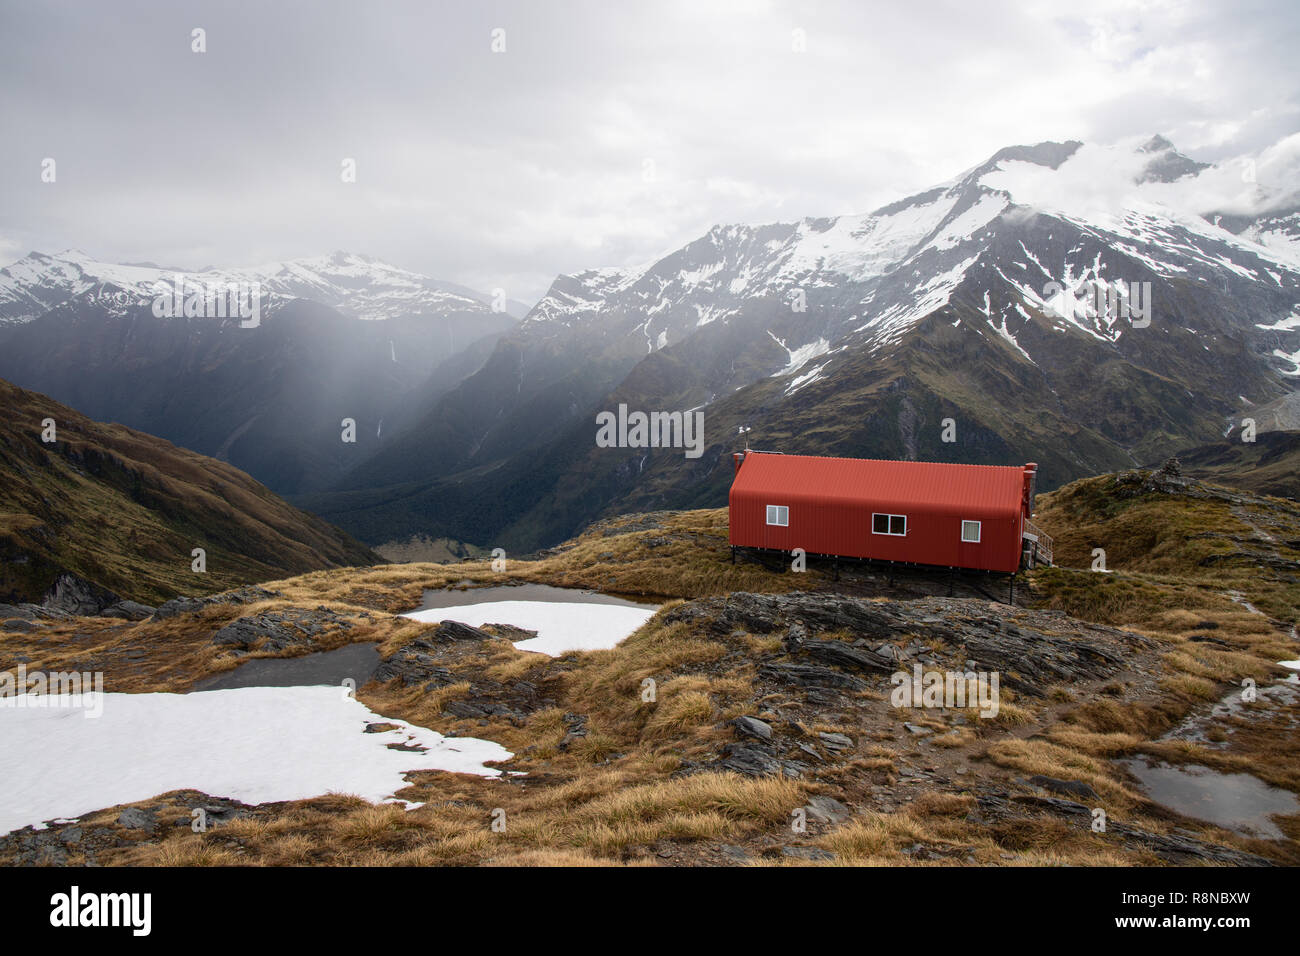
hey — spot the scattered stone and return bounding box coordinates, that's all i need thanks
[818,732,853,751]
[43,573,119,616]
[903,722,933,736]
[802,640,896,674]
[718,743,806,778]
[372,621,498,684]
[151,597,205,620]
[760,662,869,691]
[1,618,42,633]
[433,620,496,643]
[36,844,69,865]
[780,846,834,862]
[100,600,156,621]
[802,795,851,825]
[732,716,773,741]
[212,616,301,652]
[783,620,809,650]
[151,586,282,622]
[557,713,590,751]
[803,688,844,707]
[211,606,355,652]
[117,807,157,832]
[1024,775,1100,801]
[480,623,540,642]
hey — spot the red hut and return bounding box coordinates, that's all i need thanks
[728,451,1049,573]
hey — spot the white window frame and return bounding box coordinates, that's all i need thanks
[766,505,789,527]
[872,513,907,536]
[961,520,982,543]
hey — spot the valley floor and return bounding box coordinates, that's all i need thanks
[2,474,1298,867]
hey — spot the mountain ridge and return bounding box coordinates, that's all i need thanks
[0,377,378,609]
[0,248,531,325]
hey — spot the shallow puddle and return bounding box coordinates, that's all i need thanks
[1120,758,1299,839]
[193,642,380,692]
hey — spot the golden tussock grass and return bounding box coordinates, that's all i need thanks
[985,739,1139,804]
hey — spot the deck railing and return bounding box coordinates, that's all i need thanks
[1022,518,1054,567]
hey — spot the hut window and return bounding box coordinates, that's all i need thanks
[872,513,906,536]
[766,505,789,527]
[962,520,981,543]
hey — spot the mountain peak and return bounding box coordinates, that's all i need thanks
[1140,133,1177,153]
[1136,134,1210,183]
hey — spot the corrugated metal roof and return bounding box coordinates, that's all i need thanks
[732,452,1025,518]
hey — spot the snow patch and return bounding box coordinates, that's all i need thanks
[402,600,658,656]
[0,686,512,836]
[769,334,831,376]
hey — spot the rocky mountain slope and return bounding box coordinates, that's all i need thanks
[0,378,377,609]
[3,467,1296,867]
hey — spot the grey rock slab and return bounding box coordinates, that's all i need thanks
[803,795,852,825]
[117,807,157,832]
[732,716,773,740]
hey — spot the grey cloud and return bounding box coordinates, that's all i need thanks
[1,0,1297,304]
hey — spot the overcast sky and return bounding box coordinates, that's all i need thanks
[1,0,1297,304]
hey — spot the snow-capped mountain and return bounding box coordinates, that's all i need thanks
[0,251,521,496]
[0,249,518,325]
[521,135,1300,386]
[306,134,1300,551]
